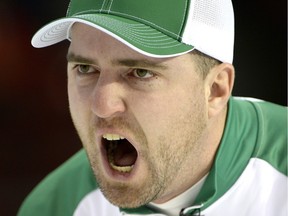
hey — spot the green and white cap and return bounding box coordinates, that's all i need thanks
[32,0,234,63]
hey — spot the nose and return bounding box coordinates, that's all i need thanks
[90,75,126,119]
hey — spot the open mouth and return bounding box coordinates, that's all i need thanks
[102,134,138,173]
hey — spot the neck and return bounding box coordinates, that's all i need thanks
[148,173,209,216]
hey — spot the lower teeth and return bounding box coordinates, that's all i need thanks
[107,142,134,173]
[110,162,133,173]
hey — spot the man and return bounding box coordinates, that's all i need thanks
[18,0,287,215]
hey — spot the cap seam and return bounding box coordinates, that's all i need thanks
[66,0,72,17]
[178,0,192,39]
[108,0,114,13]
[99,0,107,13]
[99,0,105,12]
[177,0,189,39]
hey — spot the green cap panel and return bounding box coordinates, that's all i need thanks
[67,0,190,40]
[67,0,104,16]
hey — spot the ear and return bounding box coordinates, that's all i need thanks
[205,63,235,118]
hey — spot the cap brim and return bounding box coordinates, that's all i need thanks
[32,14,194,58]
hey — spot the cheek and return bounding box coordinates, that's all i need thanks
[132,84,207,143]
[68,73,94,110]
[68,81,81,117]
[68,83,95,153]
[67,78,92,130]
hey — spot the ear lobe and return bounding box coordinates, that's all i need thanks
[207,63,235,118]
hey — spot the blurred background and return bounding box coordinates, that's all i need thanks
[0,0,286,215]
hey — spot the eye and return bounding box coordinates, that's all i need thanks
[77,64,96,74]
[131,69,154,79]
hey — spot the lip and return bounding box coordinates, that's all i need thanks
[97,129,140,181]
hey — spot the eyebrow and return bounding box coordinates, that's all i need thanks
[66,52,168,70]
[114,59,168,70]
[66,52,96,65]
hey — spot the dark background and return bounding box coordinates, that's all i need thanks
[0,0,286,215]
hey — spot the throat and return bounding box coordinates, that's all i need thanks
[107,140,137,173]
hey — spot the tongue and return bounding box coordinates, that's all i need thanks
[113,140,137,167]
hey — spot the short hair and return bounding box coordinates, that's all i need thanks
[190,49,221,79]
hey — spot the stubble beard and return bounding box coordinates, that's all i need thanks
[93,153,165,208]
[73,101,207,208]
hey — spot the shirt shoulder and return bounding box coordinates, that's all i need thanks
[233,97,287,175]
[18,149,97,216]
[196,97,287,215]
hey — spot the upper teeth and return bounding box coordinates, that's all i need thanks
[103,134,125,141]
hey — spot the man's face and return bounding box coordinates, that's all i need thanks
[67,23,211,207]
